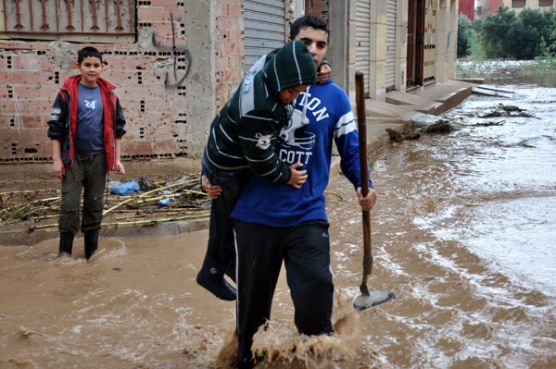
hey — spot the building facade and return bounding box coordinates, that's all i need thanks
[477,0,554,18]
[459,0,476,20]
[0,0,457,163]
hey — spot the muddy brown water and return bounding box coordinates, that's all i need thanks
[1,86,556,368]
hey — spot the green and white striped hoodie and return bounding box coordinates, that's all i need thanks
[203,40,317,183]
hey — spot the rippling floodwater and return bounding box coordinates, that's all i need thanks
[1,85,555,369]
[421,87,556,297]
[346,85,556,368]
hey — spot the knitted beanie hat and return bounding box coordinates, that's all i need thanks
[265,40,317,95]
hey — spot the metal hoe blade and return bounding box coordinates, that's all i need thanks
[354,290,396,310]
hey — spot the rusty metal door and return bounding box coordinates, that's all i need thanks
[406,0,425,88]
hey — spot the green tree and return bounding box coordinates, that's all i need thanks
[508,8,551,59]
[543,9,556,56]
[479,6,556,59]
[480,6,516,58]
[458,14,472,58]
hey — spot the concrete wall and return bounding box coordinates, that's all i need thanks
[0,0,243,163]
[435,0,458,83]
[372,0,387,100]
[347,0,457,99]
[0,0,460,163]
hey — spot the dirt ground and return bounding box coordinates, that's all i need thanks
[0,158,206,245]
[0,157,201,193]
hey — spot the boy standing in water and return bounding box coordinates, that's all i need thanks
[47,46,126,260]
[197,40,317,300]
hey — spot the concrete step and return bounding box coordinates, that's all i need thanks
[364,99,415,119]
[385,91,444,114]
[407,80,473,114]
[364,80,475,121]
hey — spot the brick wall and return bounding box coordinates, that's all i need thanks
[0,0,243,163]
[215,0,244,110]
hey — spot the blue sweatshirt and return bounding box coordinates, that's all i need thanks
[231,79,371,227]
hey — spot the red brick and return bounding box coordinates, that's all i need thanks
[227,2,243,16]
[215,1,239,17]
[12,54,53,72]
[22,115,48,129]
[0,71,48,85]
[149,0,180,9]
[123,141,153,153]
[107,55,153,71]
[228,30,243,43]
[152,23,177,39]
[101,69,136,84]
[0,41,48,50]
[0,115,16,128]
[138,7,167,23]
[1,99,52,115]
[0,128,49,151]
[12,85,59,100]
[57,72,79,85]
[0,100,18,113]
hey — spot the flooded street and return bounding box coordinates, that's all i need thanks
[1,85,556,368]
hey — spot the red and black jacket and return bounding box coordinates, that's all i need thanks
[47,75,126,170]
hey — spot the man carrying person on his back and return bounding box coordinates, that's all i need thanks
[204,16,378,368]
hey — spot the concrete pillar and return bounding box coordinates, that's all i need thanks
[447,0,458,79]
[287,0,306,37]
[368,0,388,100]
[436,0,449,82]
[328,0,350,92]
[184,0,216,157]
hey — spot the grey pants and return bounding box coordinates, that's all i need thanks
[59,152,107,235]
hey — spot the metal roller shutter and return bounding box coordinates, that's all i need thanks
[242,0,286,73]
[356,0,371,96]
[385,0,397,91]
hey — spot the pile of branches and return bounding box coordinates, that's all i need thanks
[0,175,210,232]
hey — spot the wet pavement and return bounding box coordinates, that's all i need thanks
[1,84,556,368]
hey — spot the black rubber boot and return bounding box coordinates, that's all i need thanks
[84,229,99,260]
[196,259,236,301]
[58,232,74,257]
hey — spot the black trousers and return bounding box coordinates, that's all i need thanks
[201,161,248,274]
[233,220,334,369]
